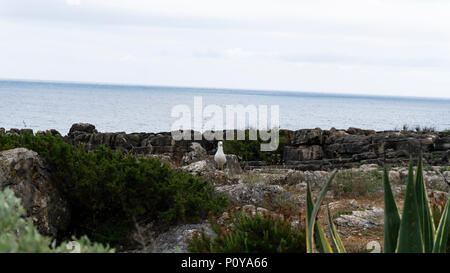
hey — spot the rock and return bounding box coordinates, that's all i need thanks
[388,170,401,183]
[428,190,449,213]
[0,148,70,237]
[0,128,5,135]
[224,155,243,176]
[289,170,331,188]
[138,222,215,253]
[180,155,242,184]
[347,127,375,136]
[68,123,97,135]
[291,128,323,145]
[182,142,207,164]
[6,128,20,136]
[48,129,62,137]
[36,129,61,136]
[359,164,380,172]
[181,160,210,176]
[114,133,132,153]
[243,169,292,185]
[19,129,33,135]
[284,145,324,161]
[424,171,449,191]
[215,183,293,208]
[335,207,384,230]
[220,205,284,222]
[435,136,450,150]
[150,134,174,147]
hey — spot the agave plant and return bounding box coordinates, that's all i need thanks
[305,157,450,253]
[305,171,346,253]
[383,157,450,253]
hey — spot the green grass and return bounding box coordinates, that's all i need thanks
[330,169,383,198]
[0,134,228,246]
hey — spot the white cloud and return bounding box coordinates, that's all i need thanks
[120,54,138,62]
[66,0,81,6]
[224,48,256,59]
[0,0,449,98]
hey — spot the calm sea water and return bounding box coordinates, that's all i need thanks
[0,80,449,135]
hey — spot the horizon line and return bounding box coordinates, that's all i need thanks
[1,77,449,101]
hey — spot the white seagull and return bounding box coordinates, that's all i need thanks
[214,141,227,170]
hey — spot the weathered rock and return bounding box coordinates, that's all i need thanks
[182,142,207,165]
[224,155,243,176]
[68,123,97,135]
[219,205,285,223]
[215,183,293,208]
[0,128,5,135]
[261,168,331,188]
[36,129,61,137]
[347,127,375,136]
[284,145,324,161]
[428,190,449,212]
[291,128,323,145]
[359,164,380,172]
[0,148,70,237]
[435,136,450,150]
[424,172,449,191]
[138,222,215,253]
[6,128,20,136]
[19,129,33,135]
[335,207,384,230]
[180,155,242,184]
[388,170,401,183]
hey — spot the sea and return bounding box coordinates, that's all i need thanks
[0,80,449,135]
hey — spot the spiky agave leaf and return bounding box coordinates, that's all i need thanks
[432,197,450,253]
[306,180,333,253]
[326,204,346,253]
[306,171,337,253]
[414,156,435,252]
[397,161,423,253]
[382,167,401,253]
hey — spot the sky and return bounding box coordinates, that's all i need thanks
[0,0,450,98]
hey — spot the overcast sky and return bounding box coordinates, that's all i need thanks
[1,0,450,98]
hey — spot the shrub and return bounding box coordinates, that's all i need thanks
[222,129,288,164]
[188,211,306,253]
[0,134,228,246]
[0,188,113,253]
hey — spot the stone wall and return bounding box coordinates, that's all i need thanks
[281,127,450,170]
[1,123,449,170]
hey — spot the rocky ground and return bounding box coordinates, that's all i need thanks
[1,123,449,253]
[160,158,449,253]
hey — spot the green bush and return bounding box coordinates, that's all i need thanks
[223,129,288,164]
[440,130,450,137]
[0,188,113,253]
[0,134,228,246]
[188,211,306,253]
